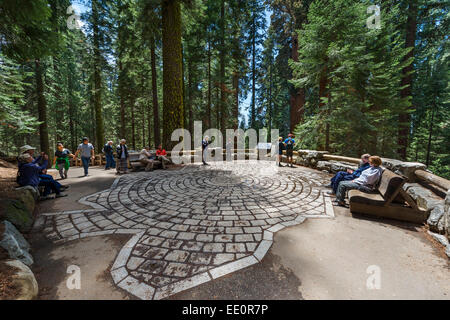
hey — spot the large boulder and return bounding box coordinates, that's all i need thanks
[12,187,37,213]
[403,183,443,213]
[0,259,38,300]
[0,220,33,266]
[381,158,426,182]
[0,198,34,232]
[427,205,446,233]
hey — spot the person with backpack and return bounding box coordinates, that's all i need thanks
[284,133,296,168]
[53,143,74,179]
[103,140,116,170]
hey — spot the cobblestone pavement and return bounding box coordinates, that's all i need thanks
[36,160,334,300]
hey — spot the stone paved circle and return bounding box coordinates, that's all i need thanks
[38,160,334,299]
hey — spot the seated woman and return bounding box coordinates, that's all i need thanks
[17,153,67,199]
[335,156,383,207]
[327,154,371,194]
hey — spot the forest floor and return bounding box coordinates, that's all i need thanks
[29,165,450,300]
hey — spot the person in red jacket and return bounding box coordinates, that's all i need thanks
[156,144,170,169]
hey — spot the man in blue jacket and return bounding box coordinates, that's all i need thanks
[326,154,371,194]
[17,153,67,199]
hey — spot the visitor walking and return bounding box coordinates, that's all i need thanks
[116,139,129,174]
[103,140,116,170]
[53,143,74,179]
[74,137,95,177]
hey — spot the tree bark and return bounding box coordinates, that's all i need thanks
[92,0,104,151]
[35,59,50,159]
[119,60,126,140]
[290,32,305,132]
[162,0,184,150]
[150,37,160,146]
[398,0,417,160]
[219,0,226,141]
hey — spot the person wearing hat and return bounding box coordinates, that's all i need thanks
[17,153,67,199]
[74,137,95,177]
[283,134,296,168]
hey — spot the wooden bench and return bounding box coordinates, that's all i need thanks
[128,153,162,171]
[349,169,428,224]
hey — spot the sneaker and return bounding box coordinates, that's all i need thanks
[326,190,335,195]
[56,193,68,198]
[39,195,54,201]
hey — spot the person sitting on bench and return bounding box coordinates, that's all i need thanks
[335,156,383,207]
[139,146,156,172]
[156,144,170,169]
[326,154,371,194]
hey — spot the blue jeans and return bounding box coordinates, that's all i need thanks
[81,156,90,175]
[105,154,116,169]
[331,171,354,194]
[38,175,61,196]
[336,181,360,202]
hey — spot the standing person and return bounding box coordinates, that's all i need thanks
[335,156,383,207]
[202,136,211,165]
[139,146,155,171]
[277,137,285,167]
[74,137,95,177]
[156,144,170,169]
[284,134,296,168]
[116,139,129,174]
[53,143,74,179]
[103,141,116,170]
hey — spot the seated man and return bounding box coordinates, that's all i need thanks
[335,156,383,207]
[156,144,170,169]
[327,154,371,194]
[139,146,156,171]
[17,153,67,199]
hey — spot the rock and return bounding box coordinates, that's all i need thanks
[445,191,450,239]
[0,259,38,300]
[427,231,449,247]
[381,158,426,182]
[12,187,37,213]
[404,184,443,212]
[0,220,33,266]
[446,245,450,259]
[427,205,445,233]
[0,198,34,232]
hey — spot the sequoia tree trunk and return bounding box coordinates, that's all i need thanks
[162,0,184,150]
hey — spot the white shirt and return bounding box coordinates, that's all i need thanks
[139,149,151,161]
[354,166,382,187]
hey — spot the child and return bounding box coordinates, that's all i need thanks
[53,143,74,179]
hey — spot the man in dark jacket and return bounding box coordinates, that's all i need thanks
[116,139,129,174]
[103,141,116,170]
[17,153,67,199]
[326,154,371,194]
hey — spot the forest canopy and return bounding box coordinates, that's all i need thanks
[0,0,448,178]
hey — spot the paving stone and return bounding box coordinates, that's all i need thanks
[42,160,329,300]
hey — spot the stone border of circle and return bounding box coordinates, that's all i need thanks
[37,166,335,300]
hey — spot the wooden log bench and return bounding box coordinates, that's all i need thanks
[349,169,428,224]
[128,153,162,171]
